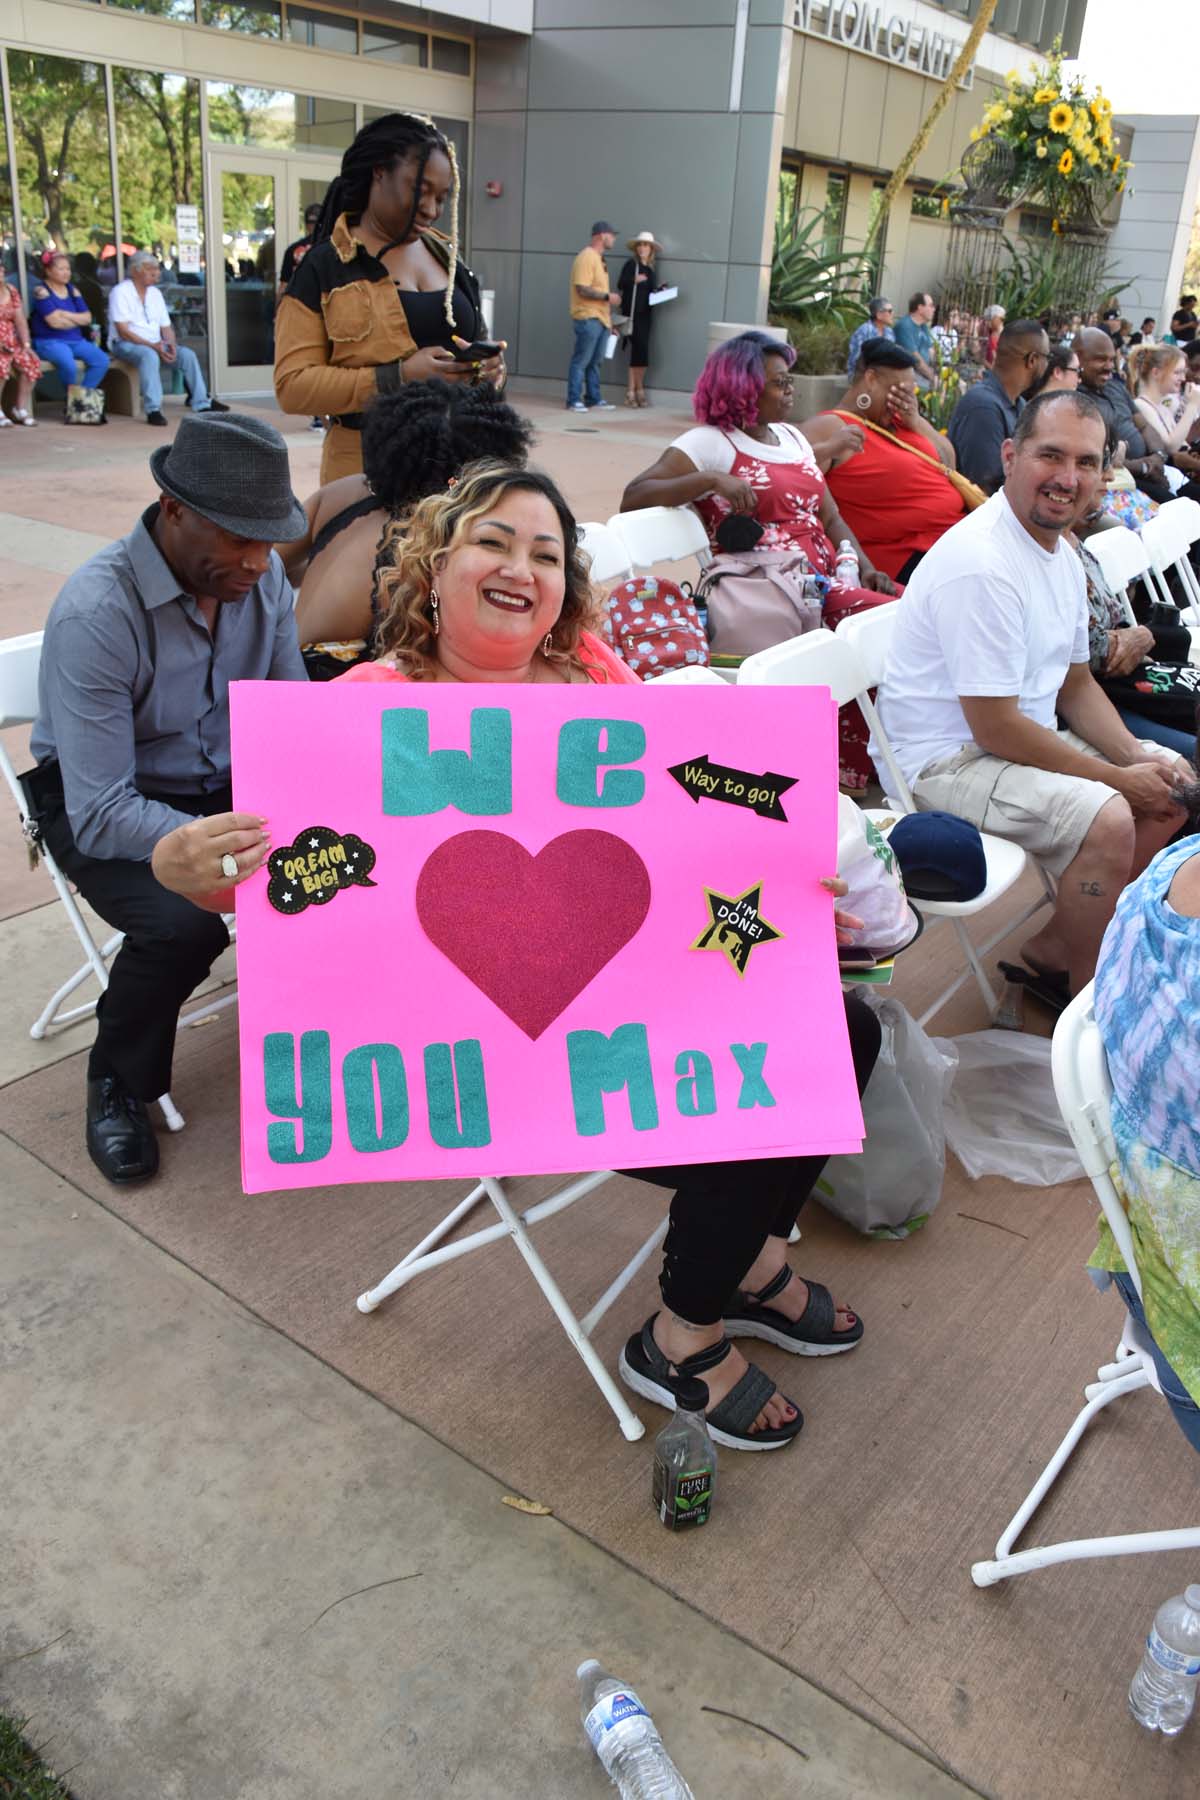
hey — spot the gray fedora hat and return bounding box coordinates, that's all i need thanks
[149,411,308,541]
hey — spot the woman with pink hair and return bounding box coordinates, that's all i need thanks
[621,330,899,792]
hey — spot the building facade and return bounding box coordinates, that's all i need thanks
[3,0,1183,403]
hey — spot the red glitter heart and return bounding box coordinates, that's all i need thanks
[415,829,651,1039]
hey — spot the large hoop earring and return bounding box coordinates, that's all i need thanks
[542,631,553,656]
[430,588,440,636]
[855,391,872,412]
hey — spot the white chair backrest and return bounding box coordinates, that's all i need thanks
[736,626,916,806]
[651,664,730,686]
[1083,528,1145,627]
[578,522,633,588]
[1140,508,1185,572]
[608,506,712,571]
[736,627,861,703]
[1050,984,1142,1296]
[834,602,900,687]
[1156,495,1200,551]
[0,631,44,731]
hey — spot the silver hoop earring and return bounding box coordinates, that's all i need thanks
[855,391,871,412]
[542,631,553,656]
[430,588,440,636]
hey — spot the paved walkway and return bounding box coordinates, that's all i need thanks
[0,394,972,1799]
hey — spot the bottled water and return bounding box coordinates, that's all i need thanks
[652,1376,716,1530]
[578,1660,694,1797]
[834,538,861,586]
[1128,1584,1200,1735]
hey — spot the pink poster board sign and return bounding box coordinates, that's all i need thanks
[230,681,863,1193]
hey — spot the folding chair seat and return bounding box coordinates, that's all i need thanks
[356,1172,669,1441]
[739,621,1051,1026]
[578,520,634,588]
[607,505,712,575]
[971,985,1200,1585]
[0,628,237,1131]
[653,664,731,685]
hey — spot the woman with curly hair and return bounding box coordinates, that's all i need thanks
[285,380,534,677]
[156,456,879,1452]
[274,111,505,482]
[620,329,899,791]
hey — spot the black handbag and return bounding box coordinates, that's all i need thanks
[1103,660,1200,730]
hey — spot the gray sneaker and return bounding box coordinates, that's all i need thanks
[566,402,588,412]
[589,401,617,411]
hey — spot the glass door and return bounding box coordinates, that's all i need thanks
[209,150,286,396]
[284,159,342,270]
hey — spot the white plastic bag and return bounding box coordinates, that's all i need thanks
[817,994,958,1238]
[937,1029,1082,1185]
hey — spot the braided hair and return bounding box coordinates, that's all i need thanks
[313,111,460,328]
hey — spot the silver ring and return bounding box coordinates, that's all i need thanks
[220,853,239,880]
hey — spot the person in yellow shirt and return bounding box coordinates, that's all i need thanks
[567,220,620,412]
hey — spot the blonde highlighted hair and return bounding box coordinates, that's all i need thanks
[372,460,600,678]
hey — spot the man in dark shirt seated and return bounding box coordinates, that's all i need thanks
[1077,325,1176,504]
[29,412,308,1184]
[948,318,1049,494]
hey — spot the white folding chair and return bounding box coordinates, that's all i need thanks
[578,521,634,588]
[1081,524,1147,627]
[607,505,713,574]
[356,1173,668,1442]
[739,622,1051,1026]
[0,629,236,1132]
[971,984,1200,1585]
[652,665,731,686]
[1140,505,1200,615]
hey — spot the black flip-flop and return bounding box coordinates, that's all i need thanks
[997,961,1071,1016]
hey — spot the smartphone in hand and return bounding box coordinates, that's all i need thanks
[451,339,503,362]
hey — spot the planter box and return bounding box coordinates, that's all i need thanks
[706,320,790,357]
[793,373,845,417]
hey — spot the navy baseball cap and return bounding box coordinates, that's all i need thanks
[591,220,616,235]
[887,811,987,902]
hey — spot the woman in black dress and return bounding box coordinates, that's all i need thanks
[618,230,664,407]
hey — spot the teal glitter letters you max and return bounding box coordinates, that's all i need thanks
[381,708,646,815]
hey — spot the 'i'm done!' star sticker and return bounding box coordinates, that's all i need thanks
[691,881,783,977]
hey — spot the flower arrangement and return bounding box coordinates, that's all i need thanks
[968,48,1128,228]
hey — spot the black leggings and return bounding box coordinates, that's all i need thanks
[619,993,882,1323]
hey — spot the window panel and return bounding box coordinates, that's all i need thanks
[207,83,354,153]
[113,67,207,379]
[361,22,427,64]
[201,0,282,38]
[285,5,357,53]
[431,36,471,77]
[8,53,115,270]
[109,0,198,16]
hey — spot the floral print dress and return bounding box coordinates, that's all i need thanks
[0,283,43,385]
[691,426,895,792]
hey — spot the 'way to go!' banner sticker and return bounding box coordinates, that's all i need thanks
[230,681,863,1191]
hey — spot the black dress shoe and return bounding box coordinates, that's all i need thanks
[204,398,231,412]
[145,409,168,427]
[86,1076,159,1184]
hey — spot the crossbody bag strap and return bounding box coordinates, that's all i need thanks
[831,408,942,470]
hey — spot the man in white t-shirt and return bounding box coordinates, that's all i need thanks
[109,252,228,427]
[876,388,1190,997]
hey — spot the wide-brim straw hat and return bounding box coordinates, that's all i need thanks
[149,411,308,542]
[627,230,664,254]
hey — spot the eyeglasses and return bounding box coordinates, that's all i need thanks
[1064,364,1081,377]
[765,376,796,390]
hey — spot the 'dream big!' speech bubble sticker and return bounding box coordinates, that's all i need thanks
[230,681,863,1193]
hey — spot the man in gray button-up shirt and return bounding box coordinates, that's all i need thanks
[30,411,308,1184]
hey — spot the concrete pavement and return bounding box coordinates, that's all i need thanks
[0,399,974,1799]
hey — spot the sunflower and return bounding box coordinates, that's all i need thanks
[1091,96,1113,120]
[1058,148,1075,175]
[1033,86,1058,105]
[1051,218,1063,235]
[1111,154,1123,173]
[1049,102,1074,133]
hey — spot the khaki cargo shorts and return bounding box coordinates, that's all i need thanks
[911,729,1179,878]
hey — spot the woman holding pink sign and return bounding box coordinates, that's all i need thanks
[153,461,880,1453]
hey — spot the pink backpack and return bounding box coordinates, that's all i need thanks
[603,575,710,680]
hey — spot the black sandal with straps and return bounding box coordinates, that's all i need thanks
[723,1267,864,1356]
[618,1316,804,1451]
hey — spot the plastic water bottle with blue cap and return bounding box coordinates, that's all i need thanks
[577,1660,694,1796]
[1128,1584,1200,1734]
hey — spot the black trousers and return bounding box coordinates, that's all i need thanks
[620,993,882,1323]
[41,784,232,1102]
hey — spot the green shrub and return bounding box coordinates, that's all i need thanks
[769,314,849,375]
